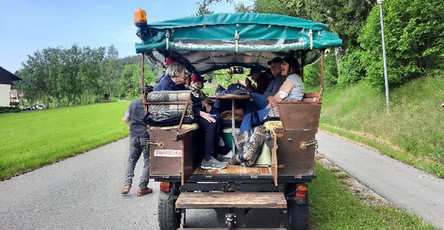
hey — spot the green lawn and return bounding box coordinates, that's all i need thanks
[0,102,130,180]
[320,75,444,178]
[310,163,434,229]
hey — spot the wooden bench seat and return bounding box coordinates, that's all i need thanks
[176,192,287,209]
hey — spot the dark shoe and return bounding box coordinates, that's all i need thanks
[201,157,227,170]
[215,154,230,163]
[121,185,131,195]
[137,188,153,197]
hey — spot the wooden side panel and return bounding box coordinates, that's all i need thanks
[181,133,195,184]
[271,131,279,186]
[277,103,321,130]
[276,130,316,176]
[149,130,181,176]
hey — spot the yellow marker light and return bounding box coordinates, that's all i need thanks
[135,9,147,25]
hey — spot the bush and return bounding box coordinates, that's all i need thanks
[304,51,338,89]
[338,49,366,87]
[359,0,444,89]
[0,107,21,113]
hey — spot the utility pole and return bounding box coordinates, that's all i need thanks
[377,0,390,110]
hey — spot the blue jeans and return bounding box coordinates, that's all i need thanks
[240,93,271,132]
[124,137,150,189]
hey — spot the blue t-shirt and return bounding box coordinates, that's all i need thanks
[154,75,186,91]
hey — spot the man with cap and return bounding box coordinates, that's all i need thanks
[263,57,285,98]
[156,57,176,83]
[246,66,271,95]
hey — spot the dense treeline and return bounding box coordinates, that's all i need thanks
[201,0,444,89]
[253,0,444,89]
[16,45,160,108]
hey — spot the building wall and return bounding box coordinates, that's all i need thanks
[0,84,11,107]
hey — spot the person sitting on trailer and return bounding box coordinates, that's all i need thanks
[243,66,271,95]
[155,57,177,83]
[263,57,285,98]
[155,67,227,170]
[154,63,188,91]
[188,74,228,170]
[240,56,304,132]
[187,74,213,113]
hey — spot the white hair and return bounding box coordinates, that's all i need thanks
[166,63,186,78]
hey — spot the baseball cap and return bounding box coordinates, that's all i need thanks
[247,66,262,76]
[191,73,207,83]
[267,57,283,65]
[165,57,176,65]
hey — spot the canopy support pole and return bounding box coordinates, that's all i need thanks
[141,54,147,114]
[320,49,325,101]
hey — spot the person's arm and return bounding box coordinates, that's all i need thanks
[201,100,212,113]
[272,78,295,102]
[123,108,131,126]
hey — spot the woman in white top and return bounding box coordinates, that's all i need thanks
[268,56,304,104]
[240,56,304,132]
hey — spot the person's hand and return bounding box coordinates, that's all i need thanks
[268,96,277,103]
[201,111,216,123]
[238,79,247,86]
[202,101,212,113]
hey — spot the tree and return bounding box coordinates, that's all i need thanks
[359,0,444,88]
[99,45,122,102]
[254,0,375,72]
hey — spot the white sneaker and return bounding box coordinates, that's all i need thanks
[224,150,234,159]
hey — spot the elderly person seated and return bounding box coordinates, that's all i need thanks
[155,66,227,170]
[154,63,187,91]
[240,56,304,132]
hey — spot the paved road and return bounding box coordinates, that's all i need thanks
[0,138,280,230]
[317,131,444,229]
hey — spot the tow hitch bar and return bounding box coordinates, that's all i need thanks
[225,213,236,229]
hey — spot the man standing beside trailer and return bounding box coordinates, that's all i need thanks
[121,98,152,196]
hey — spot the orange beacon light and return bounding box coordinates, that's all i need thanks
[135,9,147,25]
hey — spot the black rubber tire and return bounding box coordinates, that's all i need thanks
[158,192,181,230]
[288,195,309,230]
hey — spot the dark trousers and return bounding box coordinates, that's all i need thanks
[124,137,150,189]
[196,116,218,161]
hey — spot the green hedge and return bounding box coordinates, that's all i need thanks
[0,107,20,113]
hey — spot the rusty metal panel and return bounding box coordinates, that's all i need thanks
[149,130,181,176]
[181,133,197,184]
[278,103,321,130]
[276,130,316,176]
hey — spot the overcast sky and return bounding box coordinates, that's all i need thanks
[0,0,253,73]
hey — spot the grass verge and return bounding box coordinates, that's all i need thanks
[0,102,130,180]
[320,75,444,178]
[310,162,434,229]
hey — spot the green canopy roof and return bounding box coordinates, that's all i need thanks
[135,13,342,74]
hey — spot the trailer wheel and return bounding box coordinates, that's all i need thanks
[158,192,181,230]
[288,195,309,230]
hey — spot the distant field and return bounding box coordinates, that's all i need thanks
[320,75,444,178]
[0,102,130,180]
